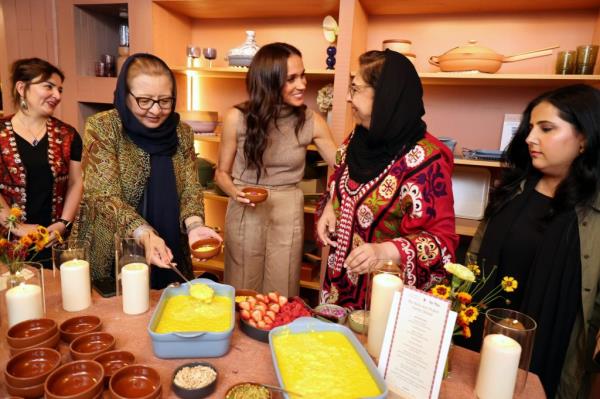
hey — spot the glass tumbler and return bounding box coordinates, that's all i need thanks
[475,308,537,399]
[555,50,576,74]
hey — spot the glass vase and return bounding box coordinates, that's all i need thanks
[365,259,404,361]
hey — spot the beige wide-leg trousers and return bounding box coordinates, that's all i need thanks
[224,184,304,297]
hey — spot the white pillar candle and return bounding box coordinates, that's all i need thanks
[121,263,149,315]
[60,259,91,312]
[6,284,43,327]
[367,272,403,358]
[475,334,522,399]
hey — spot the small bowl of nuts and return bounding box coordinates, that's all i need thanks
[172,362,218,399]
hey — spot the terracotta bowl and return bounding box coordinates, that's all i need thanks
[241,187,268,204]
[109,364,162,399]
[4,347,62,388]
[44,360,104,399]
[225,382,272,399]
[190,238,222,260]
[93,350,135,386]
[234,289,258,311]
[9,329,60,356]
[6,380,45,399]
[70,332,115,361]
[6,318,58,349]
[172,362,218,399]
[59,315,102,343]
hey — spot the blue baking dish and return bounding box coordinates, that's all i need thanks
[147,278,235,358]
[268,317,388,398]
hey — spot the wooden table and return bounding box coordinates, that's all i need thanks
[0,271,546,398]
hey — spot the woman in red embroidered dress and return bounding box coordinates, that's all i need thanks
[317,50,458,309]
[0,58,82,266]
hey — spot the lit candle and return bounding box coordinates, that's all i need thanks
[6,284,43,327]
[60,259,91,312]
[367,272,403,359]
[121,262,149,315]
[475,334,522,399]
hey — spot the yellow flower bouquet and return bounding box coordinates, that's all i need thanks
[0,206,59,275]
[430,257,518,339]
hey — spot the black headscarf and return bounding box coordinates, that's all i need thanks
[346,50,427,183]
[114,53,186,289]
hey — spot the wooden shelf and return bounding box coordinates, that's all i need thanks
[455,218,481,237]
[454,158,503,168]
[172,67,335,80]
[154,0,339,19]
[192,253,320,291]
[76,76,117,103]
[419,73,600,87]
[360,0,600,15]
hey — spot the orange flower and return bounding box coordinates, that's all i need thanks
[462,325,472,338]
[19,235,33,247]
[460,306,479,323]
[9,207,23,219]
[430,284,450,300]
[467,263,481,276]
[457,292,472,305]
[457,313,470,327]
[502,277,518,292]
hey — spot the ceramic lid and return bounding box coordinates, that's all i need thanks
[440,40,503,60]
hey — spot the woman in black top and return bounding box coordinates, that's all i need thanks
[467,84,600,398]
[0,58,82,266]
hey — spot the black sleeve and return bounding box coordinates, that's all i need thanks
[70,131,83,162]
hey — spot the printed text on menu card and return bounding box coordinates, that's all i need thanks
[378,286,457,399]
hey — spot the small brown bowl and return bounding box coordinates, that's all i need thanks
[110,364,162,399]
[59,315,102,343]
[9,329,60,356]
[225,382,272,399]
[241,187,268,204]
[190,237,222,260]
[44,360,104,399]
[234,289,258,311]
[5,347,62,388]
[6,318,58,349]
[70,332,116,361]
[6,380,45,399]
[93,350,135,385]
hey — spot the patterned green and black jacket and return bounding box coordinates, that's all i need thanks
[72,109,204,282]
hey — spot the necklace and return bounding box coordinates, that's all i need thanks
[14,115,48,146]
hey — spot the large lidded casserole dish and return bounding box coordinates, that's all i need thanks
[269,317,388,399]
[429,40,557,73]
[147,278,235,358]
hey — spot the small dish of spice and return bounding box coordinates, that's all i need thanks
[225,382,272,399]
[172,362,218,399]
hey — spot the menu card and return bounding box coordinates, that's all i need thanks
[378,287,456,399]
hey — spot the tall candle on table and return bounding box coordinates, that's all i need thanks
[475,334,522,399]
[60,259,91,312]
[6,284,43,327]
[367,272,403,358]
[122,262,149,315]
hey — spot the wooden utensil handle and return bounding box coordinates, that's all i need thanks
[503,46,559,62]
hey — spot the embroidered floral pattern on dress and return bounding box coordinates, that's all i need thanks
[415,235,440,266]
[352,233,365,249]
[378,175,397,199]
[400,182,423,218]
[405,144,426,167]
[395,237,417,286]
[357,204,374,229]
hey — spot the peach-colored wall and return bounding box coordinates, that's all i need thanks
[0,0,59,117]
[363,10,599,152]
[152,2,192,67]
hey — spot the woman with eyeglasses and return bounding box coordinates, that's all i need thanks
[216,42,337,296]
[0,58,83,267]
[74,53,221,289]
[316,50,458,309]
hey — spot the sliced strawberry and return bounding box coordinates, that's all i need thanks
[251,309,263,323]
[247,296,257,306]
[263,316,273,324]
[257,320,267,329]
[278,296,288,306]
[255,294,267,303]
[240,309,251,321]
[266,310,276,320]
[268,303,281,313]
[267,292,279,303]
[239,301,251,311]
[248,319,257,328]
[254,304,267,315]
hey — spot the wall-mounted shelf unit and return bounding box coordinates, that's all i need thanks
[172,67,335,80]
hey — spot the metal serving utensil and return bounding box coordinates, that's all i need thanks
[260,383,304,397]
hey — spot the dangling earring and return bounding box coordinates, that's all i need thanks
[580,145,585,154]
[19,96,28,110]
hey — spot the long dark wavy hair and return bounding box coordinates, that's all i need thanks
[486,84,600,218]
[236,42,306,182]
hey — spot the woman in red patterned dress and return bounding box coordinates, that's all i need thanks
[316,50,458,309]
